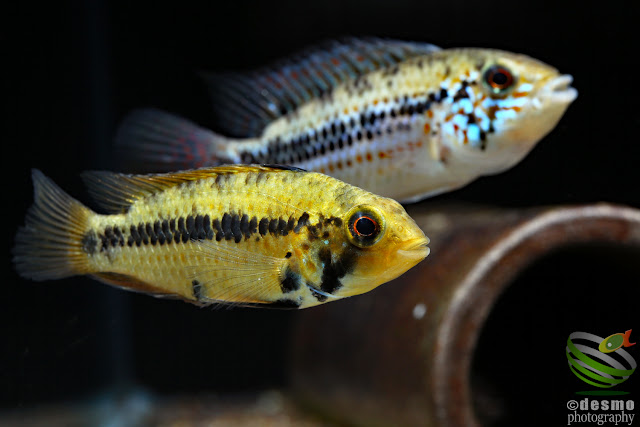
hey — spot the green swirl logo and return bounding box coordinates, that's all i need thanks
[566,331,636,390]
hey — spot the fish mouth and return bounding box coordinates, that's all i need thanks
[397,237,431,261]
[541,74,578,105]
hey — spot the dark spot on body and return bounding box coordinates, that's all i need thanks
[82,230,98,254]
[146,222,157,245]
[307,225,319,240]
[194,215,205,239]
[186,216,195,239]
[278,218,288,236]
[138,223,149,245]
[130,224,141,246]
[259,218,269,236]
[453,84,470,102]
[154,221,165,244]
[318,247,357,295]
[221,213,231,239]
[269,218,279,234]
[203,215,213,239]
[309,287,328,302]
[230,214,242,243]
[280,268,301,293]
[192,280,203,301]
[240,214,250,239]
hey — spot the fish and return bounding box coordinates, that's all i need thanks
[598,329,636,353]
[115,37,578,203]
[13,166,429,309]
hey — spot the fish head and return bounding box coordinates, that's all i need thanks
[434,49,578,173]
[300,193,429,304]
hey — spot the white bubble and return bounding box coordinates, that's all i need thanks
[412,303,427,319]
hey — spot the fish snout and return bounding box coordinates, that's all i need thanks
[541,74,578,105]
[397,237,430,261]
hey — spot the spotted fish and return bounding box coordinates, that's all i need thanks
[13,166,429,309]
[116,38,577,203]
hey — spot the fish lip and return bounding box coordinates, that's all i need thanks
[401,237,430,251]
[541,74,578,104]
[397,237,431,260]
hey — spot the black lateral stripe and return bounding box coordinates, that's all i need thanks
[146,222,157,245]
[230,214,242,243]
[169,219,177,243]
[287,216,296,233]
[249,216,258,236]
[259,218,269,235]
[240,214,250,239]
[294,212,310,233]
[138,223,149,245]
[186,216,196,238]
[195,215,205,239]
[269,218,279,234]
[278,218,288,236]
[106,209,319,251]
[154,221,165,245]
[203,214,213,239]
[130,224,141,246]
[165,220,173,243]
[238,90,446,165]
[221,213,232,240]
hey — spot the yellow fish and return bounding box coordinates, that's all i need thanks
[116,37,577,202]
[13,166,429,309]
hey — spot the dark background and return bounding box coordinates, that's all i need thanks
[4,1,639,425]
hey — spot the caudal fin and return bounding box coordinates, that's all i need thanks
[13,170,93,281]
[115,109,231,172]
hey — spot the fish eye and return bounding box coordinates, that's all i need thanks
[346,205,385,248]
[483,65,516,95]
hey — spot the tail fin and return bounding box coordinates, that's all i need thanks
[115,109,232,172]
[13,170,93,281]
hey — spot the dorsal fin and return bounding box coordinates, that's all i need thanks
[81,165,305,213]
[260,164,306,172]
[202,37,440,137]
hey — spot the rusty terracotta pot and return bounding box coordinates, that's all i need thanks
[290,204,640,426]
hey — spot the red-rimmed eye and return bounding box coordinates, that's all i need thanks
[353,215,377,237]
[347,208,383,247]
[483,65,515,94]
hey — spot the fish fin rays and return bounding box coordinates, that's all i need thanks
[114,108,229,172]
[202,37,440,137]
[81,165,308,214]
[13,169,93,281]
[184,239,287,306]
[91,272,173,296]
